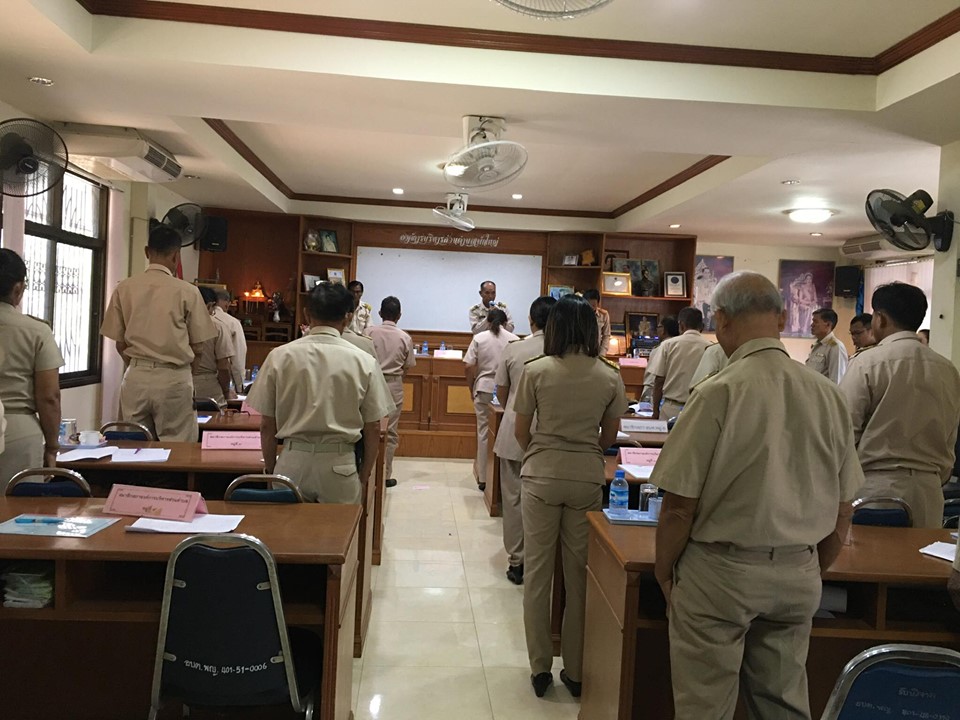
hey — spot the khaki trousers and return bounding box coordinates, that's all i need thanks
[0,414,43,492]
[384,376,404,481]
[192,372,225,405]
[669,541,821,720]
[522,476,601,680]
[500,457,524,567]
[276,441,361,504]
[857,469,945,529]
[473,391,493,484]
[660,399,684,422]
[121,363,197,443]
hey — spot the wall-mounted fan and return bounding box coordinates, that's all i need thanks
[154,203,207,247]
[0,118,69,197]
[865,189,953,253]
[433,193,475,231]
[492,0,614,19]
[443,116,527,192]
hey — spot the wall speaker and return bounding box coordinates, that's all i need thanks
[200,215,228,252]
[835,265,860,298]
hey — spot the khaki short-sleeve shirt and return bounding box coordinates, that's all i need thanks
[493,331,545,462]
[348,302,372,336]
[366,321,415,377]
[0,303,65,413]
[648,329,712,404]
[214,307,247,386]
[513,352,629,483]
[100,264,216,367]
[688,342,729,390]
[342,328,378,359]
[805,331,848,384]
[469,302,515,334]
[839,331,960,481]
[652,338,863,547]
[465,328,519,395]
[246,326,395,444]
[194,313,235,376]
[596,309,611,355]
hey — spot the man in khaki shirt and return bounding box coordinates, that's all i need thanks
[247,282,394,504]
[805,308,847,383]
[649,307,711,420]
[192,287,235,404]
[848,312,876,360]
[839,282,960,528]
[214,289,247,389]
[347,280,373,336]
[469,281,515,334]
[366,296,415,487]
[494,296,556,585]
[100,226,215,442]
[582,289,611,355]
[653,271,861,720]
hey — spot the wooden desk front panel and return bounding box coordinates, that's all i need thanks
[619,364,646,399]
[400,360,431,430]
[431,359,476,432]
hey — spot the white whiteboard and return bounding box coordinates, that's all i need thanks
[355,246,542,334]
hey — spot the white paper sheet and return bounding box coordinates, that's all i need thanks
[57,446,118,461]
[616,431,630,440]
[197,416,212,424]
[111,449,172,463]
[618,464,654,480]
[125,514,245,534]
[919,541,958,563]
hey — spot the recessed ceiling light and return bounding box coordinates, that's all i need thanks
[512,193,523,200]
[809,232,823,237]
[392,188,404,195]
[28,76,54,87]
[781,179,800,185]
[786,208,834,224]
[669,223,681,229]
[183,174,200,180]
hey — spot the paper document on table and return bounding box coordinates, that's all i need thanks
[126,514,244,534]
[197,415,212,424]
[616,431,629,439]
[919,541,958,563]
[111,449,171,463]
[57,446,118,462]
[618,464,654,480]
[620,418,668,433]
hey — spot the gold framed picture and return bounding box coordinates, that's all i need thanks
[327,268,346,286]
[602,271,632,296]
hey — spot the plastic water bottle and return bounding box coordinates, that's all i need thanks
[440,340,446,352]
[251,364,259,381]
[609,469,629,516]
[421,341,428,355]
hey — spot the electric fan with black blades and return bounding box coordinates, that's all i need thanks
[0,118,69,198]
[865,189,953,253]
[155,203,207,248]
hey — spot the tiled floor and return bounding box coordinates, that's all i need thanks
[353,458,580,720]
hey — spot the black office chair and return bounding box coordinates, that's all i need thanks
[99,420,155,441]
[193,397,224,415]
[148,534,320,720]
[5,468,92,497]
[851,496,913,528]
[224,474,303,504]
[819,644,960,719]
[943,498,960,528]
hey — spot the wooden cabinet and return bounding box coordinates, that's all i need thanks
[297,216,355,331]
[545,232,603,296]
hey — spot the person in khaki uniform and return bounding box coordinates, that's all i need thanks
[247,282,394,504]
[347,280,373,336]
[653,271,862,720]
[640,316,678,402]
[650,307,711,420]
[343,297,378,360]
[805,308,847,383]
[469,280,515,334]
[101,225,216,442]
[214,288,247,389]
[848,312,876,360]
[465,308,518,491]
[839,283,960,528]
[0,249,64,490]
[192,287,235,405]
[494,295,556,585]
[688,341,728,389]
[513,295,629,699]
[365,296,415,487]
[582,289,611,355]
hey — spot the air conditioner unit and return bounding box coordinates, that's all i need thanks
[53,123,182,183]
[840,234,934,261]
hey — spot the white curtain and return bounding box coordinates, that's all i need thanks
[864,258,934,329]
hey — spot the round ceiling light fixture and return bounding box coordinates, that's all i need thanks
[781,179,800,185]
[28,76,54,87]
[786,208,834,224]
[492,0,614,19]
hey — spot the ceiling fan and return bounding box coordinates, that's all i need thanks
[433,193,475,231]
[442,116,527,192]
[491,0,614,19]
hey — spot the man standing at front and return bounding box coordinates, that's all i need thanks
[649,307,710,420]
[653,271,861,719]
[469,281,515,334]
[839,282,960,528]
[806,308,847,383]
[367,296,416,488]
[247,282,394,503]
[100,225,216,442]
[214,289,247,390]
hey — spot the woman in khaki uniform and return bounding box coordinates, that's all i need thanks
[513,295,629,698]
[0,249,64,490]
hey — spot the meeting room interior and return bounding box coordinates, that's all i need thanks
[1,1,960,719]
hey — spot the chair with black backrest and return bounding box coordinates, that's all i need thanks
[851,496,913,528]
[943,497,960,528]
[99,421,155,442]
[193,397,224,415]
[819,644,960,720]
[148,534,320,720]
[5,468,91,497]
[224,474,303,504]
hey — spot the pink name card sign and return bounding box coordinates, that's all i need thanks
[619,448,662,466]
[104,484,207,522]
[201,431,262,450]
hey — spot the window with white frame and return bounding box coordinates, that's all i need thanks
[17,171,107,386]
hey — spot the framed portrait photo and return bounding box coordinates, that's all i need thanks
[326,268,346,286]
[602,271,631,296]
[625,312,659,338]
[302,274,321,292]
[603,249,628,271]
[664,271,686,298]
[547,284,575,300]
[562,254,580,266]
[319,230,339,253]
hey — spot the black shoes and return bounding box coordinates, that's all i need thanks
[385,478,397,488]
[505,564,524,585]
[531,672,553,697]
[559,669,582,697]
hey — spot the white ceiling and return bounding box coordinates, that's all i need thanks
[1,0,959,246]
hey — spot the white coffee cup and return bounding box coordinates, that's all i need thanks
[79,430,101,445]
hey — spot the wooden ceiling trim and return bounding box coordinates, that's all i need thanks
[611,155,730,218]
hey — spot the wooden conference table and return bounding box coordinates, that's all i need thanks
[197,411,262,432]
[0,497,361,720]
[580,517,960,720]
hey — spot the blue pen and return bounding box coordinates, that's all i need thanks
[15,517,64,524]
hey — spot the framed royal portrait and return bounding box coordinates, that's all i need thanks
[602,271,631,296]
[562,254,580,266]
[778,259,836,337]
[625,312,659,338]
[547,284,575,300]
[603,249,629,271]
[664,271,686,297]
[302,274,321,291]
[326,268,346,286]
[319,230,339,253]
[694,255,734,331]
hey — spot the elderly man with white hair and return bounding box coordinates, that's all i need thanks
[651,271,863,720]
